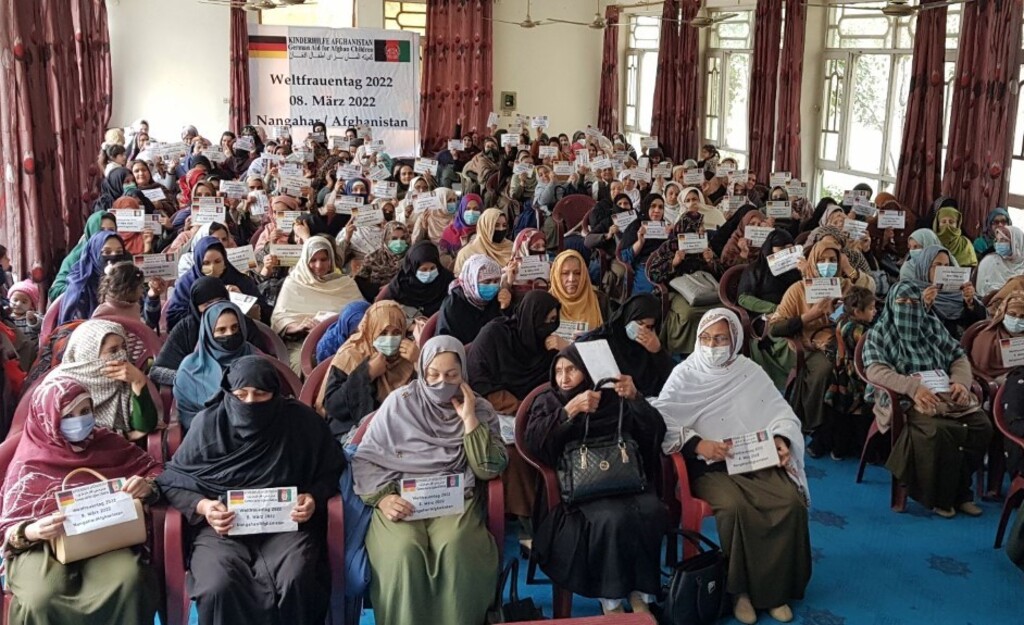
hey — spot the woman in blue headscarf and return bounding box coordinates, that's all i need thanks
[57,232,130,325]
[173,301,256,429]
[164,236,263,331]
[973,207,1011,259]
[899,228,942,280]
[316,300,371,365]
[906,245,986,339]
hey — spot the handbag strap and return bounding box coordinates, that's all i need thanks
[579,378,626,446]
[493,558,520,607]
[61,467,108,490]
[670,528,723,555]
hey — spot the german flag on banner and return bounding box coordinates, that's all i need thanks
[249,35,288,59]
[374,39,411,63]
[57,491,76,507]
[228,491,246,506]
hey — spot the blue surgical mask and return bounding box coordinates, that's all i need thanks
[464,210,480,225]
[909,248,923,260]
[478,283,500,301]
[996,242,1012,258]
[387,240,409,255]
[373,335,402,357]
[417,269,439,284]
[60,414,95,443]
[625,320,642,341]
[816,262,838,278]
[1004,315,1024,334]
[446,201,458,215]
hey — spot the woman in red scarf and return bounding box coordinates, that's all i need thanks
[0,376,162,625]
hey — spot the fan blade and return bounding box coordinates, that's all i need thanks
[486,19,530,25]
[710,12,740,23]
[918,0,974,11]
[622,1,666,7]
[548,18,594,26]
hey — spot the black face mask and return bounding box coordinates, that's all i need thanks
[486,149,500,160]
[214,332,244,352]
[224,392,279,439]
[383,211,395,222]
[492,229,507,244]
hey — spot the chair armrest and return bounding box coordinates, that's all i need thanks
[165,422,183,459]
[668,452,712,531]
[486,477,505,548]
[164,509,188,625]
[147,428,164,464]
[327,495,345,625]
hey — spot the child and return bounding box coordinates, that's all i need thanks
[825,285,876,459]
[7,280,40,343]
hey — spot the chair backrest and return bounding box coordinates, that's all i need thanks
[300,314,339,378]
[993,384,1024,451]
[717,265,752,354]
[251,319,290,363]
[794,231,811,246]
[418,311,440,347]
[0,431,23,478]
[8,377,43,436]
[261,355,303,397]
[299,359,333,408]
[513,383,554,472]
[551,195,595,235]
[374,284,392,303]
[39,295,63,347]
[351,410,378,445]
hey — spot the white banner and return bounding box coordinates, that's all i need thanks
[249,26,421,156]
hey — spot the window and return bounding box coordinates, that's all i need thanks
[703,11,753,167]
[260,0,354,27]
[384,0,427,37]
[623,15,661,148]
[1007,51,1024,211]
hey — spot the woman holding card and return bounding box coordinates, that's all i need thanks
[439,192,483,256]
[159,356,345,625]
[411,187,458,249]
[968,291,1024,383]
[352,336,506,625]
[862,282,992,517]
[436,254,507,344]
[49,211,119,301]
[653,308,810,625]
[383,241,454,320]
[505,228,551,299]
[523,344,668,615]
[58,231,131,326]
[1,375,162,625]
[905,245,986,339]
[977,225,1024,297]
[165,236,264,331]
[548,250,608,332]
[720,211,773,267]
[355,222,412,301]
[621,194,669,295]
[453,208,513,274]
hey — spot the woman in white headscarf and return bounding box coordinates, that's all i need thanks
[977,225,1024,297]
[652,308,810,625]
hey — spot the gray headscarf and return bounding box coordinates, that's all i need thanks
[906,244,980,321]
[351,335,500,496]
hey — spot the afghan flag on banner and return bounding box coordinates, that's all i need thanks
[249,35,288,59]
[374,39,411,63]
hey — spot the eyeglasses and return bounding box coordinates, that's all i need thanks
[698,334,731,347]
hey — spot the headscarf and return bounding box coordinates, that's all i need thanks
[933,206,977,267]
[987,275,1024,315]
[680,186,726,229]
[467,291,562,398]
[52,320,134,433]
[773,239,845,345]
[808,224,871,274]
[358,221,411,286]
[819,203,845,228]
[166,236,261,331]
[316,301,371,365]
[94,167,133,213]
[444,193,483,244]
[862,281,964,375]
[50,211,115,301]
[805,197,838,233]
[352,336,500,496]
[0,376,161,536]
[386,241,454,316]
[177,167,206,208]
[720,210,770,266]
[905,244,978,320]
[620,194,667,264]
[738,229,801,306]
[420,187,457,246]
[587,199,620,234]
[452,254,502,308]
[157,356,345,507]
[977,225,1024,296]
[548,250,603,329]
[320,300,415,406]
[254,196,300,250]
[651,308,808,502]
[58,231,125,326]
[975,207,1012,256]
[453,208,513,273]
[271,236,364,334]
[970,290,1024,380]
[173,302,256,428]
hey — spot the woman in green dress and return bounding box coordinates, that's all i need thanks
[352,335,508,625]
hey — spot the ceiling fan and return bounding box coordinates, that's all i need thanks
[803,0,972,17]
[199,0,318,10]
[487,0,551,28]
[548,0,630,29]
[618,1,739,28]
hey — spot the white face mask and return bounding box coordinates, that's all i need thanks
[700,345,732,367]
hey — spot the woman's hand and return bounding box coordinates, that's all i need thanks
[25,513,66,541]
[544,334,569,352]
[913,385,941,413]
[291,493,315,523]
[949,382,971,406]
[635,325,662,353]
[377,494,414,522]
[142,227,155,253]
[262,254,280,275]
[122,476,153,500]
[672,249,686,267]
[451,383,479,432]
[922,285,938,309]
[197,499,235,536]
[293,221,311,243]
[608,224,620,237]
[612,375,637,400]
[399,339,419,364]
[367,352,388,380]
[104,360,147,395]
[774,436,791,468]
[696,439,732,462]
[148,277,167,299]
[962,283,976,307]
[565,390,601,418]
[497,287,512,310]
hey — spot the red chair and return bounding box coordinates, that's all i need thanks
[374,285,392,303]
[664,453,714,560]
[300,314,339,378]
[251,320,290,363]
[961,320,1006,498]
[993,383,1024,548]
[551,195,595,251]
[300,360,334,408]
[261,355,303,397]
[38,295,63,347]
[717,265,752,357]
[613,240,634,304]
[417,311,440,347]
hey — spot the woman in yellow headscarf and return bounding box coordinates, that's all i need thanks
[547,250,608,333]
[453,208,513,273]
[933,206,977,267]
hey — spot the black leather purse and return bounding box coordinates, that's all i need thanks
[659,530,728,625]
[556,378,647,506]
[486,559,546,623]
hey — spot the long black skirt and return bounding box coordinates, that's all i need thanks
[532,491,669,598]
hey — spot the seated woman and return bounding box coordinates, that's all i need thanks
[382,241,454,322]
[720,211,773,267]
[49,211,117,301]
[453,208,512,274]
[524,346,668,615]
[654,308,811,625]
[900,228,942,277]
[505,228,550,300]
[315,301,371,366]
[173,302,256,429]
[271,236,363,374]
[620,194,669,295]
[58,231,130,325]
[646,213,725,356]
[905,245,985,339]
[352,336,507,625]
[338,198,399,271]
[411,187,457,246]
[548,250,608,336]
[176,221,236,278]
[53,319,158,438]
[355,222,411,301]
[93,262,163,331]
[436,254,507,344]
[438,193,482,258]
[977,225,1024,297]
[0,376,162,625]
[818,203,847,231]
[578,294,675,397]
[862,282,993,518]
[165,236,263,331]
[974,207,1011,259]
[584,197,628,260]
[738,230,802,389]
[933,205,977,267]
[969,290,1024,384]
[680,186,726,231]
[317,301,416,438]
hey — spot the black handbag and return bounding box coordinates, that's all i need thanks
[556,378,647,506]
[659,529,728,625]
[486,558,546,623]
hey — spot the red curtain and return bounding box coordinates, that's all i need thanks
[419,0,493,154]
[0,0,110,277]
[893,0,947,227]
[229,7,250,135]
[747,0,783,182]
[773,0,806,178]
[650,0,700,162]
[942,0,1023,236]
[597,5,620,137]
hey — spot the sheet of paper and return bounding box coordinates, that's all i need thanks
[414,194,442,213]
[271,125,291,139]
[842,189,871,205]
[553,320,589,341]
[497,415,516,445]
[574,151,591,168]
[631,169,652,183]
[192,207,226,227]
[234,136,255,152]
[715,165,735,178]
[226,246,258,273]
[678,233,708,253]
[591,157,612,171]
[227,487,299,536]
[612,210,637,230]
[251,191,270,216]
[767,245,804,276]
[501,133,519,147]
[337,164,364,181]
[653,163,672,179]
[229,291,258,314]
[851,197,876,218]
[368,181,395,200]
[145,214,164,236]
[487,112,500,127]
[683,169,704,185]
[575,339,621,388]
[531,115,549,129]
[915,370,951,394]
[220,181,247,199]
[401,474,466,521]
[132,253,177,280]
[643,220,668,240]
[356,124,373,139]
[269,244,303,267]
[447,139,464,152]
[933,266,971,291]
[724,430,780,476]
[276,210,303,234]
[538,145,558,159]
[56,478,138,536]
[358,226,384,250]
[728,169,748,185]
[803,278,842,304]
[367,163,390,181]
[769,172,791,187]
[843,218,869,240]
[766,201,792,220]
[516,257,551,282]
[333,196,364,215]
[728,196,747,211]
[513,163,535,176]
[203,148,227,164]
[331,136,350,151]
[414,158,438,175]
[640,136,659,149]
[745,226,774,247]
[1000,337,1024,367]
[112,209,146,233]
[553,161,574,176]
[365,139,387,154]
[877,210,905,229]
[141,188,166,203]
[353,206,385,227]
[785,181,807,199]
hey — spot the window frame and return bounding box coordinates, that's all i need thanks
[702,11,754,167]
[622,14,661,147]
